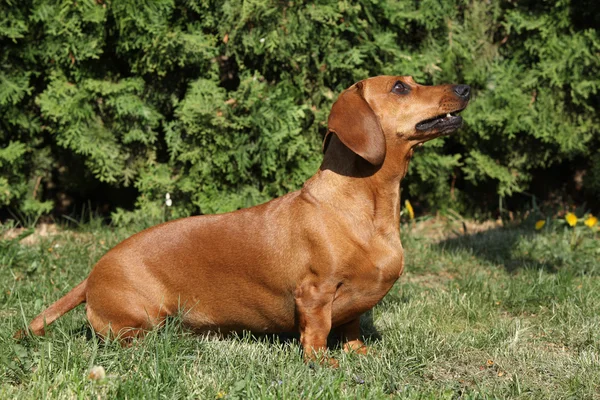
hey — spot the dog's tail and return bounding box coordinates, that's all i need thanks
[17,279,88,338]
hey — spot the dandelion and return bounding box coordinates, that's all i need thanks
[535,220,545,230]
[404,200,414,220]
[565,212,577,227]
[585,215,598,228]
[165,193,172,207]
[215,391,226,399]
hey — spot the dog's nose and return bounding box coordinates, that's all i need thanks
[453,84,471,99]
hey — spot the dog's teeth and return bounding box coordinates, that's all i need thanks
[446,113,451,118]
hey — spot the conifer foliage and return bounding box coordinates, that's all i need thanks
[1,0,598,221]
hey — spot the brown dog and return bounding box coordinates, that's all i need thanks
[24,76,469,363]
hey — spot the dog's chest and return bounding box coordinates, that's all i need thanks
[331,243,403,326]
[364,235,404,280]
[335,237,404,306]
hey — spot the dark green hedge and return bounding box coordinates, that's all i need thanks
[1,0,598,223]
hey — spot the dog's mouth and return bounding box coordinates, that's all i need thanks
[415,109,465,134]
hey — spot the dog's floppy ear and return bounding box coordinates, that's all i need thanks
[324,81,386,165]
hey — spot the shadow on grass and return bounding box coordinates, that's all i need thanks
[244,310,382,351]
[61,310,382,353]
[434,226,560,274]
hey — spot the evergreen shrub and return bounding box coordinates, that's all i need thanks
[1,0,598,223]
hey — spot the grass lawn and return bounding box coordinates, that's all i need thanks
[1,218,599,399]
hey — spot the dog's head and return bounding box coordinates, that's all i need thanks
[325,76,470,165]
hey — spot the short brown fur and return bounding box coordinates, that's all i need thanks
[23,76,470,364]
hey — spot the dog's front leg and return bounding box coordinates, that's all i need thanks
[294,282,338,367]
[338,318,368,355]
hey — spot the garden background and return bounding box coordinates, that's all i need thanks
[2,1,600,398]
[1,0,599,224]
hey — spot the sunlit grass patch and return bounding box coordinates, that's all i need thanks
[1,220,599,398]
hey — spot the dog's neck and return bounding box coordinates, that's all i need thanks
[303,134,414,236]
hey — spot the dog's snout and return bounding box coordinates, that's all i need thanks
[453,84,471,99]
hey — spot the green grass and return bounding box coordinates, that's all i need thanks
[1,220,599,399]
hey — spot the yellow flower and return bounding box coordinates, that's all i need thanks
[404,199,414,220]
[215,391,226,399]
[535,220,545,230]
[565,212,578,227]
[585,215,598,228]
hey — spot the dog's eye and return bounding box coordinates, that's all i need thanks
[392,81,410,95]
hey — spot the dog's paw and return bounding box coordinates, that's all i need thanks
[305,354,339,368]
[343,340,369,355]
[327,357,340,368]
